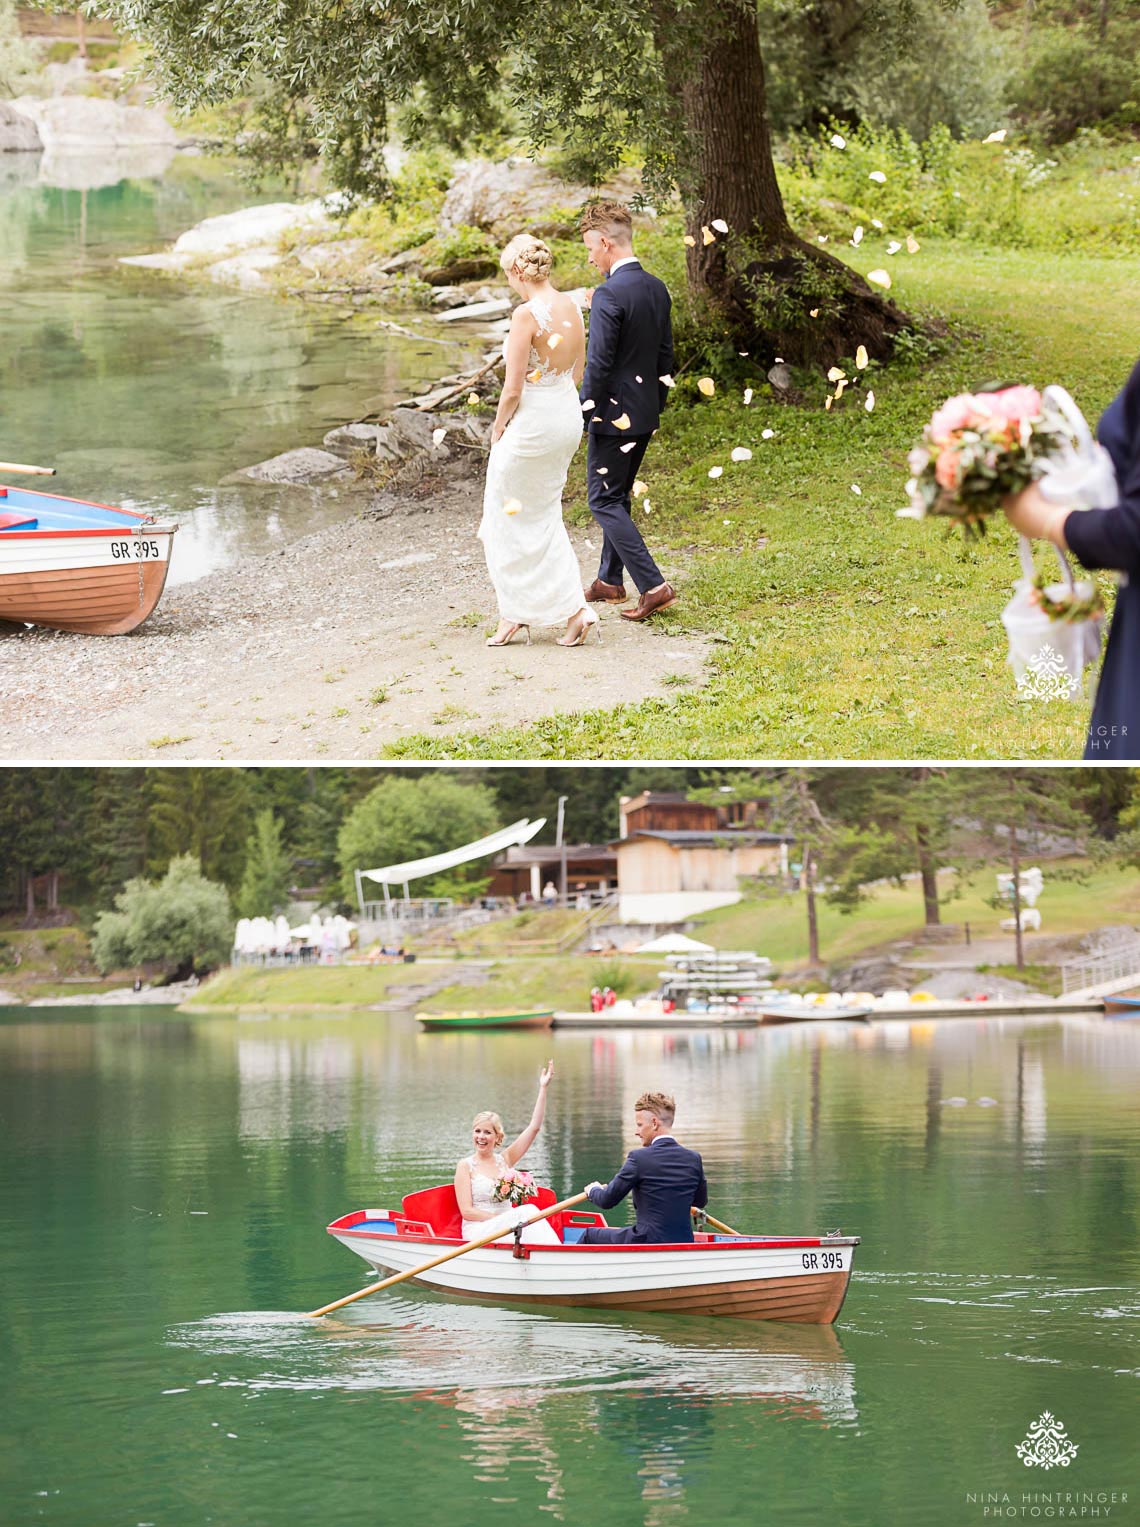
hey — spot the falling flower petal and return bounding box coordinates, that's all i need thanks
[855,344,869,371]
[619,441,637,453]
[775,356,784,364]
[896,505,924,519]
[850,484,862,495]
[697,377,716,397]
[635,374,643,383]
[467,392,479,406]
[871,218,884,229]
[708,466,724,479]
[503,498,522,515]
[612,412,632,430]
[865,391,876,412]
[825,396,834,411]
[906,235,920,254]
[809,307,820,317]
[817,235,829,244]
[827,366,847,382]
[761,428,775,439]
[642,499,651,513]
[711,217,729,233]
[432,426,447,446]
[632,480,648,497]
[869,171,886,184]
[886,240,902,255]
[581,399,595,411]
[851,225,864,246]
[659,374,675,388]
[683,234,696,246]
[701,225,716,245]
[867,269,892,288]
[722,518,731,525]
[595,467,608,475]
[730,447,752,462]
[830,133,847,149]
[547,333,563,350]
[527,369,542,382]
[743,387,753,405]
[834,379,848,398]
[584,537,594,548]
[984,128,1007,143]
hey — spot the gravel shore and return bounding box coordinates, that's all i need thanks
[3,455,706,760]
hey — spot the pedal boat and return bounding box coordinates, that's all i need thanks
[327,1185,859,1324]
[0,483,177,634]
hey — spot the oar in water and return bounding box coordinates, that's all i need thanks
[693,1206,741,1236]
[0,462,56,476]
[308,1189,591,1318]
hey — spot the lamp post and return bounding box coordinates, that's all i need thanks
[556,795,568,908]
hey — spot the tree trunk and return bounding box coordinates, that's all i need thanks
[805,850,820,966]
[916,825,941,926]
[679,0,912,365]
[24,873,35,921]
[1009,822,1024,972]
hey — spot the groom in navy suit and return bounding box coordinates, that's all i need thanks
[578,1090,708,1243]
[579,203,678,621]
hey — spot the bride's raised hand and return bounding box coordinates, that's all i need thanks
[539,1059,554,1089]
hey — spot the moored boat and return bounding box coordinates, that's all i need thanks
[327,1184,858,1323]
[417,1009,555,1031]
[1104,993,1140,1019]
[0,481,177,635]
[758,999,872,1024]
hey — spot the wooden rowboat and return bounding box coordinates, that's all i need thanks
[327,1184,859,1324]
[0,482,177,635]
[417,1009,555,1031]
[1104,993,1140,1019]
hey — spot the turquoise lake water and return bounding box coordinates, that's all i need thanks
[0,1005,1136,1526]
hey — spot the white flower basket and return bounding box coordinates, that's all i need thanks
[1003,537,1104,701]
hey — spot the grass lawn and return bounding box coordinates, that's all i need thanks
[383,235,1138,761]
[690,857,1140,969]
[182,961,441,1010]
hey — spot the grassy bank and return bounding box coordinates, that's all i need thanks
[369,161,1138,759]
[182,961,442,1010]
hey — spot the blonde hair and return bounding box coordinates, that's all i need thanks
[500,234,553,284]
[472,1109,505,1145]
[635,1091,676,1127]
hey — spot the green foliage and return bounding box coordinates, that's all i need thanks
[422,223,497,265]
[345,148,454,257]
[1006,24,1140,143]
[0,0,44,94]
[337,775,501,903]
[237,810,293,919]
[91,855,232,978]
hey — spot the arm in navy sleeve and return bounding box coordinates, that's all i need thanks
[657,296,675,415]
[579,284,622,416]
[693,1159,708,1211]
[587,1151,639,1210]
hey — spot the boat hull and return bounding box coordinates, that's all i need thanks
[417,1010,555,1031]
[0,485,177,634]
[329,1215,858,1325]
[1104,994,1140,1019]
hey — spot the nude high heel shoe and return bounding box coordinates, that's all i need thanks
[487,622,531,647]
[556,608,601,647]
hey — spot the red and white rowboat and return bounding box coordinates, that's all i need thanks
[0,480,177,635]
[327,1185,859,1324]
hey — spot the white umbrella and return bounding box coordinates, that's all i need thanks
[635,933,716,954]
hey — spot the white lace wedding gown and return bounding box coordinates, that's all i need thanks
[461,1153,560,1244]
[479,297,586,626]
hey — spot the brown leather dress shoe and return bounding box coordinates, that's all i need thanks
[583,578,627,603]
[621,582,678,621]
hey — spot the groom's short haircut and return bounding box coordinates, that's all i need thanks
[580,201,634,246]
[635,1091,675,1127]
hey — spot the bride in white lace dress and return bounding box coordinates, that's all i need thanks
[454,1060,560,1244]
[479,235,598,649]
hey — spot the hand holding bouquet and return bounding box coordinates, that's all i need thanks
[902,385,1073,539]
[492,1166,536,1208]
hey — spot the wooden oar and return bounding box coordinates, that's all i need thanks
[693,1206,741,1236]
[0,462,56,476]
[308,1190,590,1318]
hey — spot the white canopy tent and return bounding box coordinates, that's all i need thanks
[354,817,547,922]
[634,933,717,955]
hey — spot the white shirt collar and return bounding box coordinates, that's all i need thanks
[608,256,639,275]
[649,1134,676,1146]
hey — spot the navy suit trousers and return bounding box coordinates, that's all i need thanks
[577,1225,637,1245]
[586,432,664,594]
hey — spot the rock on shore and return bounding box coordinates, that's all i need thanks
[11,94,176,147]
[0,100,43,153]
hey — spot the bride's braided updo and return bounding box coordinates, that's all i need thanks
[500,233,554,284]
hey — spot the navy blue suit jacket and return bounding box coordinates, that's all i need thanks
[586,1136,708,1243]
[580,260,675,438]
[1062,357,1140,758]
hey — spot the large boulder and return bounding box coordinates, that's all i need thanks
[0,102,42,154]
[439,157,642,240]
[241,448,352,485]
[171,201,332,257]
[10,95,176,147]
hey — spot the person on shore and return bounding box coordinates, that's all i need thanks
[479,235,599,649]
[578,202,678,623]
[1004,356,1140,758]
[454,1061,559,1244]
[578,1091,707,1243]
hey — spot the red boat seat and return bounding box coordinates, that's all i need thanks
[0,512,37,530]
[400,1182,561,1240]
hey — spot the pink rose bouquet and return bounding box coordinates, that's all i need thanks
[902,384,1073,539]
[492,1167,536,1208]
